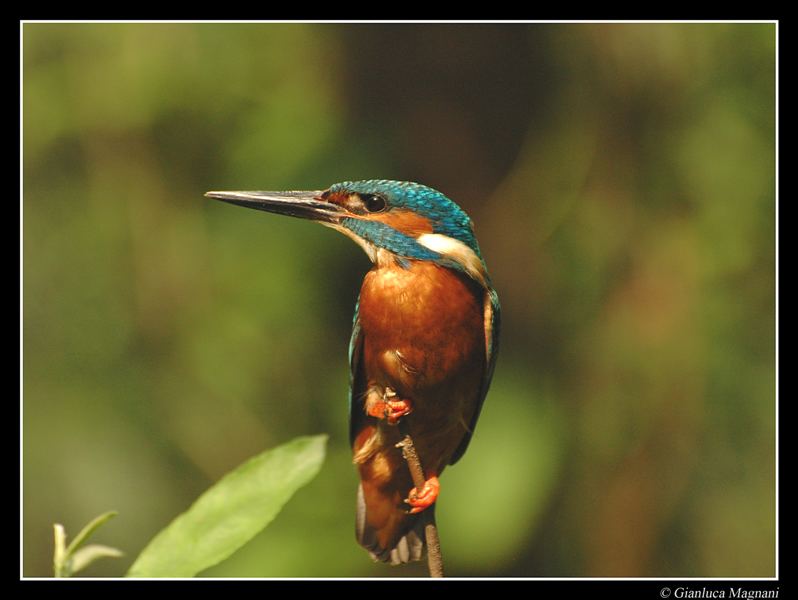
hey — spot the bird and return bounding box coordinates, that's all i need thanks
[206,180,500,566]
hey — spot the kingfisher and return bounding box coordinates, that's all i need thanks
[206,180,500,565]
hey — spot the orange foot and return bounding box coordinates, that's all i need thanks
[405,475,440,514]
[366,388,413,425]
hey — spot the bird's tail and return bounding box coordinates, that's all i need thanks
[355,483,428,564]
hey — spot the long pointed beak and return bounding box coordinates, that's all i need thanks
[204,190,345,223]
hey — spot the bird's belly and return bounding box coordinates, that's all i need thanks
[358,261,485,470]
[359,261,485,390]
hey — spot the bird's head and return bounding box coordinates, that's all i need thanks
[206,180,490,286]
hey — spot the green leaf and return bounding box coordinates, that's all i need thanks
[65,510,119,556]
[127,434,327,578]
[53,512,122,577]
[70,544,125,575]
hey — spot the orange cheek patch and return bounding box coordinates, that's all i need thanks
[372,209,434,236]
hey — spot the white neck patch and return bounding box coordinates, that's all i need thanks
[416,233,488,287]
[323,223,488,285]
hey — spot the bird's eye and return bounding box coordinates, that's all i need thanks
[361,194,387,213]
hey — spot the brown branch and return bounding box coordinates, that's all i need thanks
[396,422,444,578]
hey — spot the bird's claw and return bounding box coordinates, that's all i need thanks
[405,475,440,514]
[366,387,413,424]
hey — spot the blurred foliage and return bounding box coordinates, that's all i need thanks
[22,22,775,577]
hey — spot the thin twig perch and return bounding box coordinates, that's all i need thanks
[396,422,444,578]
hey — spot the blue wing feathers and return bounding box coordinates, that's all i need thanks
[348,296,365,447]
[449,286,500,465]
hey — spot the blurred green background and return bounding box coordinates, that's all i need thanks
[22,22,776,578]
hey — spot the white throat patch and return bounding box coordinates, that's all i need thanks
[323,222,378,263]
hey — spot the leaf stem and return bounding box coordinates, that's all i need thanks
[53,524,68,578]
